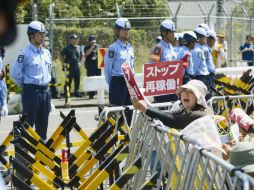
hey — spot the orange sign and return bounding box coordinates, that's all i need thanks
[97,48,107,68]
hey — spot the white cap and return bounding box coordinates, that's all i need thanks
[194,27,207,37]
[207,30,216,40]
[176,79,208,108]
[115,18,131,30]
[27,21,46,34]
[160,19,176,32]
[197,23,209,31]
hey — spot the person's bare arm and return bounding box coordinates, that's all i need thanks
[85,43,96,57]
[131,97,148,113]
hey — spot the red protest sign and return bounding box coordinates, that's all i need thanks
[122,62,144,100]
[143,61,183,96]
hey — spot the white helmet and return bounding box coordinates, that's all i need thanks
[194,27,207,38]
[174,33,180,40]
[115,18,131,30]
[182,31,197,45]
[160,19,176,32]
[156,35,162,43]
[178,32,184,40]
[27,21,46,34]
[197,23,209,31]
[207,30,216,40]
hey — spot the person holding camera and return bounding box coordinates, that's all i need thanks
[84,35,101,99]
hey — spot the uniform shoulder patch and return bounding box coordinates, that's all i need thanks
[18,55,24,63]
[150,46,162,62]
[108,50,115,58]
[153,46,161,55]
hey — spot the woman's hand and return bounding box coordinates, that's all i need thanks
[131,97,148,113]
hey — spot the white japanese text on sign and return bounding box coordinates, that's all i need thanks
[143,61,183,96]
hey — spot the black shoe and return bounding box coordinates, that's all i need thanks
[75,92,82,97]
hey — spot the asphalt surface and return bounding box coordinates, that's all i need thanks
[0,98,102,189]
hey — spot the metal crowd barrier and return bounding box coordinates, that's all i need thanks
[207,94,254,123]
[98,102,173,126]
[122,111,254,190]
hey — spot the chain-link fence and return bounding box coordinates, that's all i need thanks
[45,1,254,84]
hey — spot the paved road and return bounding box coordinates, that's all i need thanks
[0,106,99,144]
[0,106,100,189]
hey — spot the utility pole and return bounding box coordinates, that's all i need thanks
[33,0,38,21]
[216,0,224,30]
[49,3,54,59]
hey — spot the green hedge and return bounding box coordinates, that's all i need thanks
[53,25,155,72]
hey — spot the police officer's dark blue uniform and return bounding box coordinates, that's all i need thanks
[61,34,82,97]
[84,35,101,99]
[240,35,254,66]
[10,21,52,141]
[104,18,134,106]
[149,19,177,103]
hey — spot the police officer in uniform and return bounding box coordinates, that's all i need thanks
[10,21,52,141]
[60,34,82,97]
[177,31,197,84]
[149,19,177,103]
[206,30,217,99]
[84,35,101,99]
[104,18,134,106]
[191,27,209,87]
[0,56,8,119]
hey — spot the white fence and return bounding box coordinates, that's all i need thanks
[83,66,254,104]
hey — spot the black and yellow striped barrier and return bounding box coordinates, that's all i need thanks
[108,156,142,190]
[139,172,158,190]
[64,64,71,107]
[69,124,120,177]
[0,155,10,169]
[15,136,61,176]
[0,132,13,169]
[68,119,111,163]
[82,145,130,190]
[11,156,57,190]
[11,174,34,190]
[46,110,75,148]
[48,82,65,87]
[5,64,19,93]
[15,144,66,189]
[19,126,62,165]
[60,110,89,144]
[0,116,28,168]
[79,143,126,188]
[0,131,13,154]
[44,116,77,152]
[69,133,127,188]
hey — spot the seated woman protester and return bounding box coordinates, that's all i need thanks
[131,79,208,129]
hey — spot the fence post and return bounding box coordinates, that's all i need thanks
[207,3,216,27]
[198,3,207,23]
